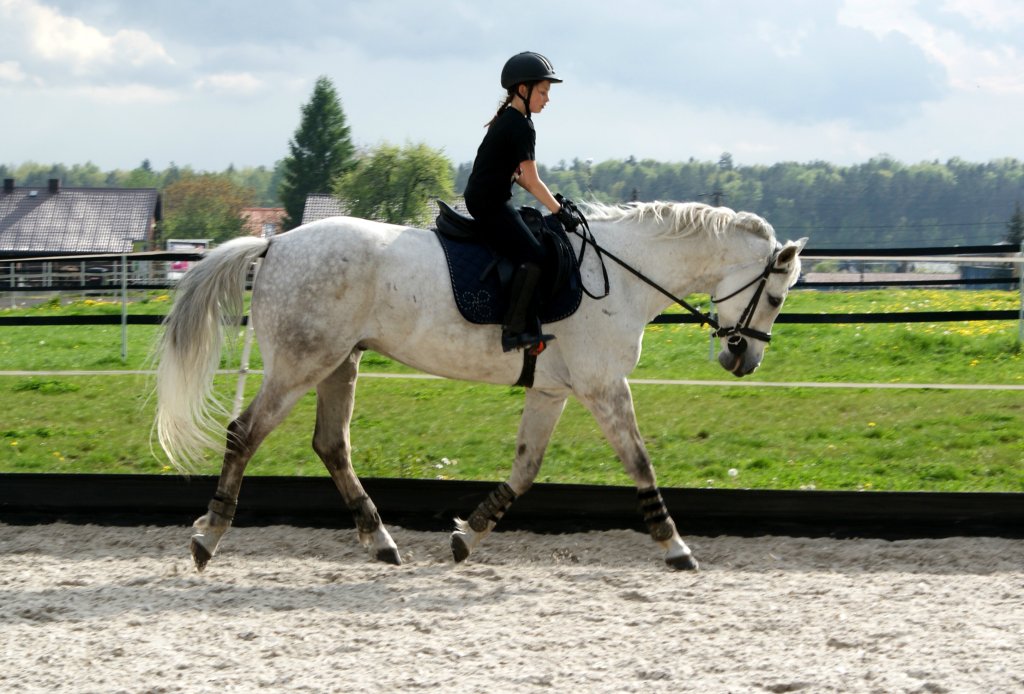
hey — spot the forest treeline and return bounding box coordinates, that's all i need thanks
[5,153,1023,249]
[0,160,285,209]
[460,154,1024,249]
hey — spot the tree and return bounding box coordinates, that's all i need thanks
[334,142,454,227]
[161,173,255,243]
[1006,202,1024,247]
[121,159,161,188]
[279,76,355,229]
[226,164,281,206]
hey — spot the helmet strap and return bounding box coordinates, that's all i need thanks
[520,82,535,120]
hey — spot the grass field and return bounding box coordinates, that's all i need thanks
[1,289,1021,491]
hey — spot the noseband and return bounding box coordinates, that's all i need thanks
[711,250,786,355]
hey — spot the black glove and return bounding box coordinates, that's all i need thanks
[555,194,580,231]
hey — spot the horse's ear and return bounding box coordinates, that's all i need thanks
[776,237,808,266]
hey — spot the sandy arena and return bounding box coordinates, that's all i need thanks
[0,522,1021,693]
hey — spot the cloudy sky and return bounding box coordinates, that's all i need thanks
[1,0,1022,171]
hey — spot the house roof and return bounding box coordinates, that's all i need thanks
[301,193,347,225]
[300,194,467,226]
[0,183,161,257]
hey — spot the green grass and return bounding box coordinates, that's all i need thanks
[0,289,1021,491]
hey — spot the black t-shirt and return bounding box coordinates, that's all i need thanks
[464,108,536,211]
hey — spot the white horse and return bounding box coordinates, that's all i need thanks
[155,201,806,572]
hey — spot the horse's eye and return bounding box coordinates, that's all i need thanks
[767,295,782,308]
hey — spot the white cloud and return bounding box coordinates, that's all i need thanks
[71,82,178,104]
[0,1,1020,170]
[0,0,173,77]
[0,60,26,82]
[755,19,815,59]
[840,0,1024,94]
[195,72,263,96]
[941,0,1024,32]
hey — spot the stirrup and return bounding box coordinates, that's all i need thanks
[502,330,555,354]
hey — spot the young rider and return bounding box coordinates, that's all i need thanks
[463,51,578,353]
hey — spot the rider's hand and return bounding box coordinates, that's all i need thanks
[556,205,578,231]
[555,195,580,231]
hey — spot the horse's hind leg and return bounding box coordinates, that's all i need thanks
[451,388,567,563]
[191,383,306,572]
[577,378,698,570]
[313,350,400,565]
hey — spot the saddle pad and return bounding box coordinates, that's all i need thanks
[435,230,583,326]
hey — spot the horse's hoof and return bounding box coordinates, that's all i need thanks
[190,538,213,573]
[450,532,471,563]
[666,553,699,571]
[375,547,402,566]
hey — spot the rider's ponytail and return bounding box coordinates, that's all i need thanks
[485,90,515,128]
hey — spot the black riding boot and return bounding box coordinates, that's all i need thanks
[501,263,555,353]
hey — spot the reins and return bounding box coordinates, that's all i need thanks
[561,200,783,346]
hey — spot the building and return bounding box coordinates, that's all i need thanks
[241,207,286,238]
[0,178,161,258]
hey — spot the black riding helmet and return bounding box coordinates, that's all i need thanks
[500,51,562,90]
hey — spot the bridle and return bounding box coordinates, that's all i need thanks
[709,251,787,356]
[562,200,786,355]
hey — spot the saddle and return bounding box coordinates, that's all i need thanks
[433,201,582,326]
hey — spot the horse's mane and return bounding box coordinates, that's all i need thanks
[581,201,775,242]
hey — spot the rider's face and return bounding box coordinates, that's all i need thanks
[530,81,551,113]
[517,80,552,114]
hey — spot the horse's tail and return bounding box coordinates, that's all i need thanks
[155,236,269,474]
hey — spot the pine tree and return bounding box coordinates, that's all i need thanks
[1006,201,1024,247]
[279,76,355,229]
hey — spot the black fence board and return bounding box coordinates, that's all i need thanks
[2,474,1021,539]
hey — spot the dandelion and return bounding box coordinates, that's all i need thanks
[867,422,876,428]
[727,468,739,477]
[10,441,17,446]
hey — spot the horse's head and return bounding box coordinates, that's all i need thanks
[711,236,807,377]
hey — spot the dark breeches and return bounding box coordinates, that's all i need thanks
[469,200,547,266]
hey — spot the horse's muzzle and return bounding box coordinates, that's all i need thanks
[727,335,747,356]
[718,336,759,377]
[718,348,744,376]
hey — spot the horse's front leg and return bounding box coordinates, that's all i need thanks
[578,378,698,570]
[451,388,567,563]
[314,353,400,565]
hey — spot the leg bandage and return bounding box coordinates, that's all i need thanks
[207,494,237,523]
[348,495,382,534]
[468,482,518,532]
[637,487,676,542]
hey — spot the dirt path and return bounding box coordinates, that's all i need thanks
[1,522,1021,693]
